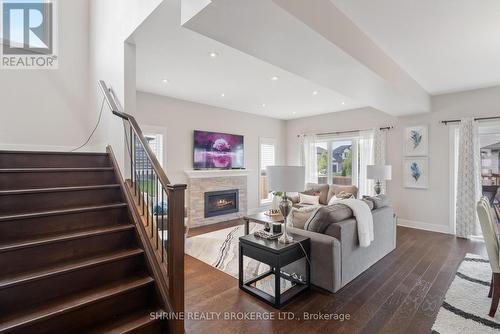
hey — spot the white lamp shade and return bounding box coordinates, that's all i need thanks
[367,165,392,180]
[266,166,305,192]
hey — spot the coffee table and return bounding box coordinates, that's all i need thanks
[243,212,284,235]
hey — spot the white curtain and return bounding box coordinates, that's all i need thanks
[300,135,318,183]
[358,130,375,197]
[373,128,387,194]
[456,118,481,238]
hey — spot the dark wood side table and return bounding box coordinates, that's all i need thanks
[239,233,310,308]
[243,212,284,235]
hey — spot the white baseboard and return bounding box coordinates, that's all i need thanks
[397,218,452,235]
[0,143,105,153]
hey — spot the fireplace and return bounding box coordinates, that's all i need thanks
[204,189,239,218]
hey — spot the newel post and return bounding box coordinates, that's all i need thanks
[167,183,186,334]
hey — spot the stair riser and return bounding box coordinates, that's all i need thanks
[0,153,111,168]
[0,171,117,190]
[12,285,157,334]
[0,188,123,215]
[0,256,146,315]
[0,230,136,277]
[0,207,129,243]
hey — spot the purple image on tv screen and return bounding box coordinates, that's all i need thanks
[193,131,244,169]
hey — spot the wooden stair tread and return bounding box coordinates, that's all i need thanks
[0,224,134,253]
[0,203,128,222]
[0,275,155,332]
[86,308,163,333]
[0,167,114,173]
[0,150,108,156]
[0,248,144,290]
[0,184,120,195]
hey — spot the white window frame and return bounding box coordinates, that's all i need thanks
[140,125,167,168]
[316,136,358,186]
[259,137,277,206]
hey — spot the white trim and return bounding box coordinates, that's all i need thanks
[184,169,252,178]
[397,218,452,235]
[140,124,167,168]
[259,137,277,206]
[0,143,105,152]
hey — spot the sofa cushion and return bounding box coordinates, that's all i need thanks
[299,193,320,205]
[303,183,330,205]
[305,204,354,233]
[364,195,389,209]
[289,205,320,229]
[327,185,358,202]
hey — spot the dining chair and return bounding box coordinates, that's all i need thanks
[477,197,500,317]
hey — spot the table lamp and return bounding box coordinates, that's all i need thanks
[367,165,392,195]
[266,166,305,244]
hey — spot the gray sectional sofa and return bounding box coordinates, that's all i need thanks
[288,183,397,293]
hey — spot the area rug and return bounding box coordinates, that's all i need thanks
[432,253,500,333]
[185,223,294,296]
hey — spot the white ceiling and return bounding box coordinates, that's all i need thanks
[332,0,500,95]
[134,0,363,120]
[134,0,500,120]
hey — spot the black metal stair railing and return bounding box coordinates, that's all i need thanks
[99,80,186,333]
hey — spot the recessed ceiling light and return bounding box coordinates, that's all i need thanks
[341,101,345,105]
[270,76,279,81]
[262,103,267,108]
[221,93,225,97]
[208,51,219,58]
[312,91,318,95]
[292,111,297,115]
[162,79,169,84]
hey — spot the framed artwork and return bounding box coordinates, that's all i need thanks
[404,125,428,156]
[403,158,429,189]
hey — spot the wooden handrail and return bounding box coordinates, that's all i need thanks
[98,80,171,186]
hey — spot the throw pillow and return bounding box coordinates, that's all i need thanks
[364,195,389,209]
[299,193,320,205]
[327,185,358,202]
[288,205,320,229]
[327,191,354,205]
[303,183,330,205]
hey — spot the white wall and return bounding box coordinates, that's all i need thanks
[286,86,500,234]
[136,91,287,212]
[0,0,90,151]
[88,0,163,166]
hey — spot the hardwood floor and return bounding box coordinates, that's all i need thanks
[185,220,486,334]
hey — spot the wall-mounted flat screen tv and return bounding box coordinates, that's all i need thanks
[193,130,244,169]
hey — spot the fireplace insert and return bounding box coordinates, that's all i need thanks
[204,189,239,218]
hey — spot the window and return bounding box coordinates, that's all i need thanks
[135,126,166,198]
[144,133,164,167]
[315,138,359,186]
[259,138,276,205]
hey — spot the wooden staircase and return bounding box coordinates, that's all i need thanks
[0,151,169,333]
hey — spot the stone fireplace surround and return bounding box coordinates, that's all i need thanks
[184,169,251,228]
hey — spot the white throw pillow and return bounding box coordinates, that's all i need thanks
[327,191,355,205]
[299,193,320,205]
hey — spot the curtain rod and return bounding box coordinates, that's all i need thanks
[297,126,394,138]
[441,116,500,125]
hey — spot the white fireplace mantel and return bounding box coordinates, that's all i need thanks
[184,169,253,179]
